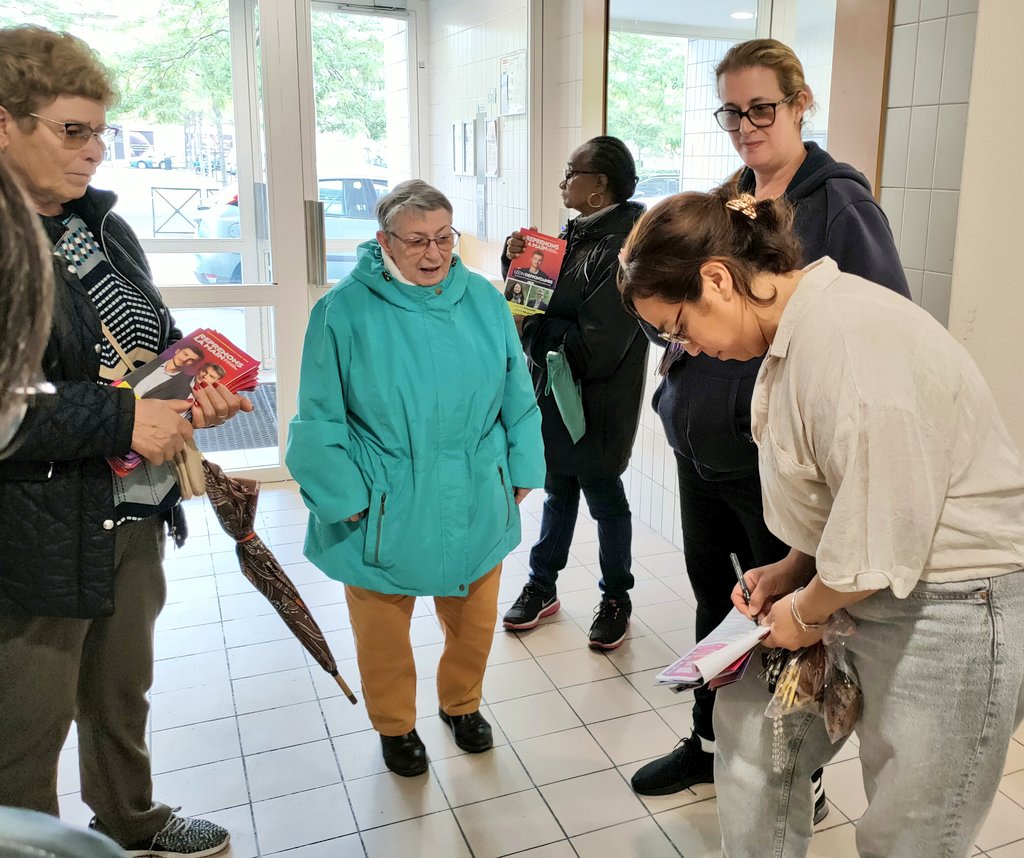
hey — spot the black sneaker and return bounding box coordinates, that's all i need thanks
[630,733,714,795]
[588,597,631,650]
[503,583,560,630]
[813,767,829,824]
[92,810,230,858]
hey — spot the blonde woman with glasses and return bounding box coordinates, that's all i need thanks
[287,179,544,777]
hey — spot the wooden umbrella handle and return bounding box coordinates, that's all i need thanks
[333,673,358,705]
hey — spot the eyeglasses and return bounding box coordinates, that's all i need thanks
[563,167,600,182]
[656,304,691,346]
[712,93,798,132]
[27,113,120,149]
[388,229,460,253]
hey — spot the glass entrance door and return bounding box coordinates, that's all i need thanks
[2,0,419,480]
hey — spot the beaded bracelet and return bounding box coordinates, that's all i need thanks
[790,586,824,632]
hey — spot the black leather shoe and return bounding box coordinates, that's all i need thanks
[380,729,428,776]
[438,708,493,753]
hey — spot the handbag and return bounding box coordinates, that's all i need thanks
[101,323,206,499]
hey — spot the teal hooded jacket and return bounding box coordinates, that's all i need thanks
[286,241,545,596]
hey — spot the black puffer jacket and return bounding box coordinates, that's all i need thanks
[503,202,649,478]
[0,187,184,618]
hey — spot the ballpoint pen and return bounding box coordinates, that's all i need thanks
[730,552,752,606]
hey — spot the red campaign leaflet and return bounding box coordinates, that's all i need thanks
[108,328,260,476]
[504,228,567,317]
[655,608,769,690]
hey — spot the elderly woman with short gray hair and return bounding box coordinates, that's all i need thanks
[287,179,544,776]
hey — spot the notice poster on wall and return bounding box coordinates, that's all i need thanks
[451,122,463,174]
[463,120,476,176]
[500,50,527,116]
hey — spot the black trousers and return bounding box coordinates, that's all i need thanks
[675,452,787,740]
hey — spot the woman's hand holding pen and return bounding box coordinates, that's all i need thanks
[730,550,816,622]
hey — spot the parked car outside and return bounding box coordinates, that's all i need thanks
[630,173,681,210]
[193,176,388,284]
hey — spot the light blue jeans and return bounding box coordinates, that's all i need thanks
[714,572,1024,858]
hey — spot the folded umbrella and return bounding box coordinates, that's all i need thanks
[201,459,357,704]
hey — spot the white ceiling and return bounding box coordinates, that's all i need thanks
[609,0,759,35]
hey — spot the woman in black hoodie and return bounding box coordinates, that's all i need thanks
[499,136,648,650]
[629,39,910,814]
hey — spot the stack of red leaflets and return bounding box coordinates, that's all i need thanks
[108,328,260,477]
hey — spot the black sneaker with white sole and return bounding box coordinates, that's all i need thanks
[588,596,631,650]
[503,583,560,629]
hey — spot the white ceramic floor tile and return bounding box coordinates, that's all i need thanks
[541,769,647,836]
[150,681,236,731]
[1005,739,1024,775]
[430,744,533,807]
[236,700,329,755]
[166,575,220,604]
[454,790,564,858]
[561,676,652,724]
[514,726,613,786]
[807,821,860,857]
[635,553,687,579]
[228,638,309,680]
[150,717,242,774]
[822,757,868,822]
[588,710,679,766]
[487,629,533,666]
[202,804,259,858]
[517,619,590,658]
[535,647,619,687]
[625,668,694,710]
[632,533,681,557]
[617,759,715,814]
[978,792,1024,852]
[654,799,722,858]
[632,599,697,635]
[555,565,601,594]
[345,768,449,830]
[264,834,365,858]
[362,809,471,858]
[245,739,342,802]
[320,693,374,737]
[251,784,356,855]
[232,667,317,715]
[151,757,249,816]
[488,690,583,742]
[155,622,226,660]
[627,578,681,609]
[571,816,679,858]
[1002,769,1024,807]
[333,729,390,781]
[156,598,223,632]
[988,839,1024,856]
[153,651,231,694]
[482,658,556,703]
[56,747,78,796]
[604,633,678,674]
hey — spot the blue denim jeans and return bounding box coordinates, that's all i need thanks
[714,572,1024,858]
[528,471,634,601]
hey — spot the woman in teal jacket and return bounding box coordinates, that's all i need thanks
[287,180,544,778]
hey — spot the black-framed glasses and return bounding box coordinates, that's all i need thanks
[27,113,120,149]
[388,229,460,253]
[713,93,798,132]
[563,167,600,182]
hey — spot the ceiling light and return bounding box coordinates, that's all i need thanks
[730,11,755,20]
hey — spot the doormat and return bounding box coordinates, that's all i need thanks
[197,382,278,453]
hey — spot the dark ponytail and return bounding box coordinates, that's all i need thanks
[617,185,801,312]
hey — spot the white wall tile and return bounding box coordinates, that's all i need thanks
[933,103,968,189]
[887,25,918,108]
[918,0,949,20]
[900,189,931,269]
[906,106,939,188]
[893,0,920,25]
[881,107,912,188]
[940,13,977,103]
[903,268,925,305]
[925,189,960,274]
[912,19,947,105]
[880,187,906,249]
[921,272,952,325]
[948,0,977,13]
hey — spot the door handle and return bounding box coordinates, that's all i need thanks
[305,199,326,287]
